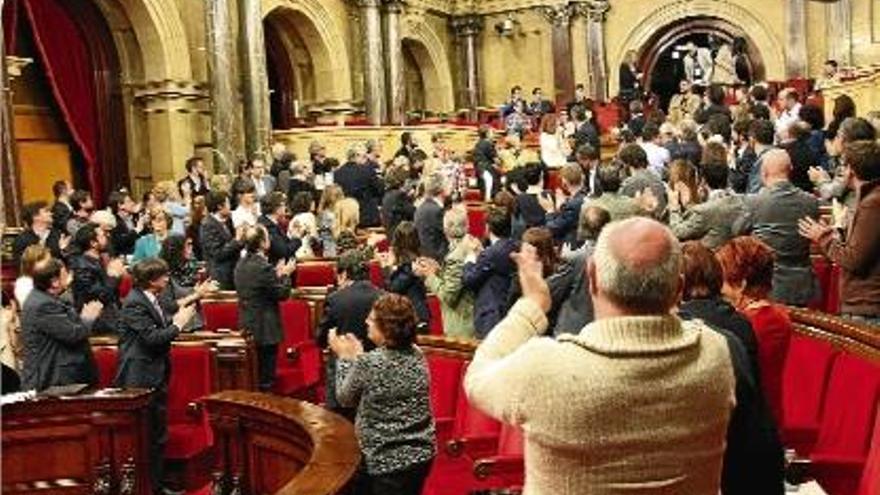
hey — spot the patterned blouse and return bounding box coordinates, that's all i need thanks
[336,346,436,475]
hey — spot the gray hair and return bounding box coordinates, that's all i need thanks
[592,219,682,312]
[443,205,468,240]
[424,171,446,197]
[347,143,366,162]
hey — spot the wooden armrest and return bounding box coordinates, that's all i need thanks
[446,434,499,459]
[473,455,525,480]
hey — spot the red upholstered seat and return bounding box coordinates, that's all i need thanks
[810,354,880,495]
[466,207,487,239]
[545,169,561,192]
[595,102,621,134]
[166,345,215,460]
[857,408,880,495]
[295,262,336,287]
[810,257,841,314]
[447,365,502,460]
[427,295,444,336]
[202,300,239,332]
[93,346,117,388]
[472,423,525,489]
[464,189,483,202]
[274,300,321,397]
[427,355,465,445]
[782,335,838,455]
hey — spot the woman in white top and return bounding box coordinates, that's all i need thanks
[232,179,260,228]
[539,114,568,168]
[14,244,51,306]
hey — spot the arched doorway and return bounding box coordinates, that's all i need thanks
[402,39,426,115]
[264,9,316,128]
[4,0,128,204]
[638,16,765,110]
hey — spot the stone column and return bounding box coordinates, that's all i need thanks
[0,44,19,225]
[575,0,610,101]
[205,0,241,174]
[451,15,483,120]
[826,0,852,66]
[541,5,575,107]
[383,0,405,125]
[239,0,272,158]
[358,0,386,125]
[785,0,808,78]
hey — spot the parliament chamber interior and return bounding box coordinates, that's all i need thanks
[0,0,879,494]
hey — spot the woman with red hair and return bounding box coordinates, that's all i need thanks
[716,236,793,424]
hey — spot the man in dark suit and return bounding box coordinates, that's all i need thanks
[318,250,382,411]
[381,165,416,238]
[115,258,195,494]
[177,156,211,199]
[334,143,384,228]
[12,201,65,264]
[68,223,125,334]
[542,164,588,245]
[473,125,500,201]
[462,206,519,338]
[234,225,296,391]
[107,190,144,256]
[21,258,102,391]
[414,172,448,262]
[50,180,73,233]
[258,192,301,264]
[200,191,244,290]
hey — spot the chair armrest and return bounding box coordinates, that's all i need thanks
[446,433,499,459]
[473,455,525,481]
[186,401,203,420]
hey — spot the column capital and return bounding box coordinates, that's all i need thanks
[353,0,382,9]
[572,0,609,22]
[540,4,574,27]
[382,0,405,13]
[451,15,484,37]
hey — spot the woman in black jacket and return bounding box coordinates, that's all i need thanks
[382,222,430,330]
[381,165,416,238]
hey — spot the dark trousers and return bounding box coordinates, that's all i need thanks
[149,385,168,494]
[257,344,278,392]
[357,460,433,495]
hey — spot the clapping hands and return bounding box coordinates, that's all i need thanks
[328,329,364,360]
[276,259,296,277]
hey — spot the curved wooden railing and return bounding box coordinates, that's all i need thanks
[203,391,360,495]
[788,307,880,362]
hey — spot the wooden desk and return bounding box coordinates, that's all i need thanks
[2,389,153,495]
[204,391,360,495]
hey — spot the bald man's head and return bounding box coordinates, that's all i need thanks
[761,149,792,186]
[590,217,683,314]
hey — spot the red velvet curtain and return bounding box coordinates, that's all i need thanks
[21,0,103,202]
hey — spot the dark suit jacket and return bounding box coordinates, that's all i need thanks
[258,216,301,265]
[20,289,97,391]
[386,262,430,325]
[574,121,600,152]
[51,201,72,233]
[545,190,587,244]
[334,162,384,228]
[111,214,139,256]
[381,188,415,237]
[696,104,733,125]
[68,253,120,333]
[549,249,595,336]
[178,174,210,198]
[463,238,519,338]
[114,289,180,389]
[414,199,448,262]
[782,138,818,193]
[473,138,498,174]
[234,253,292,346]
[12,228,63,265]
[317,280,382,349]
[199,215,243,290]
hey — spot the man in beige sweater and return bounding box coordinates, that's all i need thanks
[465,217,737,494]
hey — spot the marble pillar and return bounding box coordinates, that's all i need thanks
[827,0,852,66]
[383,0,405,125]
[575,0,610,101]
[239,0,271,158]
[541,5,575,106]
[359,0,386,125]
[785,0,808,78]
[205,0,241,174]
[451,16,483,120]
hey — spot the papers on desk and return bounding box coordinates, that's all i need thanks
[1,390,36,405]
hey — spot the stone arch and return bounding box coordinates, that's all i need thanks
[401,19,455,113]
[610,0,786,93]
[262,0,353,104]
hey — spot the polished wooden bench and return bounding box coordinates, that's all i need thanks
[203,391,360,495]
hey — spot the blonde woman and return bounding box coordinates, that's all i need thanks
[318,185,345,257]
[334,197,361,239]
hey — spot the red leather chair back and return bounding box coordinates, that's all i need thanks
[810,257,842,314]
[427,295,444,336]
[368,261,385,289]
[782,335,838,450]
[464,189,483,202]
[427,355,464,422]
[545,168,562,193]
[93,346,118,388]
[497,424,524,457]
[167,345,216,425]
[202,300,239,332]
[295,262,336,287]
[452,365,501,439]
[467,207,487,239]
[595,102,621,134]
[857,408,880,495]
[276,299,321,390]
[812,354,880,459]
